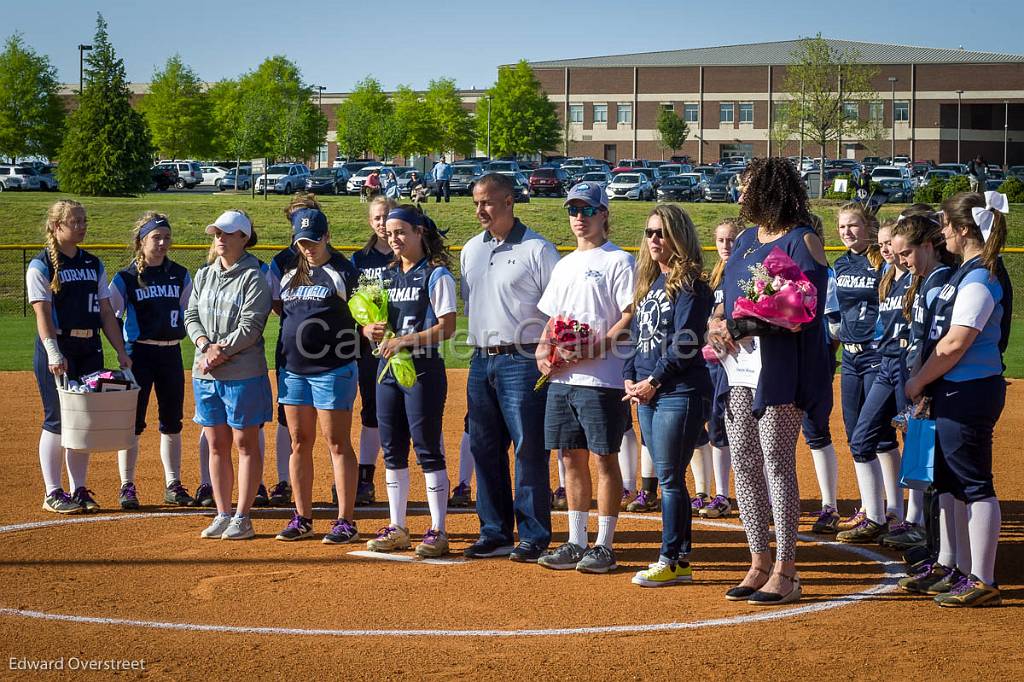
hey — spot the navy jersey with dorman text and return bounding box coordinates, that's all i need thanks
[382,258,457,352]
[906,265,953,373]
[833,250,882,344]
[26,248,110,331]
[279,252,361,375]
[109,260,191,349]
[352,246,393,283]
[876,269,911,358]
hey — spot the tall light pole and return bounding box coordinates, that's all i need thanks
[955,90,964,164]
[315,85,326,168]
[485,95,492,160]
[888,76,897,160]
[77,44,92,97]
[1004,100,1010,171]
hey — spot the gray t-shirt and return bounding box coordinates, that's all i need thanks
[460,219,561,347]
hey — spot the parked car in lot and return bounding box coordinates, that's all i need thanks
[449,163,484,196]
[306,167,350,194]
[985,178,1005,191]
[157,160,203,189]
[493,171,531,202]
[606,173,654,201]
[920,169,958,187]
[34,166,58,191]
[704,172,738,202]
[617,159,649,169]
[867,165,909,181]
[1008,165,1024,179]
[255,163,310,194]
[486,160,522,174]
[217,168,252,191]
[936,163,969,175]
[693,165,720,177]
[574,170,613,189]
[0,165,39,190]
[891,155,911,167]
[397,169,432,197]
[656,174,703,202]
[875,178,915,203]
[150,164,178,191]
[333,159,376,174]
[200,166,230,187]
[528,167,571,196]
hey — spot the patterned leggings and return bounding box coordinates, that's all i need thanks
[724,387,804,562]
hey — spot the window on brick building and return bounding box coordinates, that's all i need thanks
[617,103,632,125]
[569,104,583,123]
[720,103,734,124]
[895,101,910,122]
[739,103,754,123]
[869,101,884,121]
[683,103,699,123]
[593,104,607,123]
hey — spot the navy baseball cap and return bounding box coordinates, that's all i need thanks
[291,208,329,243]
[563,182,609,209]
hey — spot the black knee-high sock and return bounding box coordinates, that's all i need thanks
[359,464,375,484]
[641,477,659,494]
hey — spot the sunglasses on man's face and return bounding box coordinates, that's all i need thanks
[567,205,601,217]
[644,228,664,240]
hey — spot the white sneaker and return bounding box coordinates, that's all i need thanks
[200,514,233,539]
[221,516,255,540]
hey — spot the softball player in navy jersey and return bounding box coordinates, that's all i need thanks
[832,203,900,539]
[350,195,396,505]
[273,208,362,544]
[28,200,131,514]
[363,205,457,558]
[901,191,1010,607]
[109,213,193,510]
[843,220,913,544]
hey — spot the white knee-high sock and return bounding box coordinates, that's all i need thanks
[424,470,449,531]
[954,498,972,576]
[712,446,731,498]
[65,449,90,491]
[967,497,1001,585]
[385,468,410,528]
[568,510,589,547]
[853,460,886,524]
[640,445,655,479]
[596,515,618,548]
[359,426,380,466]
[810,444,839,508]
[557,449,566,489]
[876,448,904,522]
[691,443,712,496]
[198,431,212,486]
[275,425,291,483]
[118,438,139,486]
[457,432,474,486]
[258,428,266,463]
[160,433,182,485]
[39,431,63,494]
[938,493,957,567]
[907,488,925,526]
[618,428,638,491]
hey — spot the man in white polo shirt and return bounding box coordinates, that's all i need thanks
[461,172,561,561]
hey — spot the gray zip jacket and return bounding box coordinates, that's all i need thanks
[185,252,271,380]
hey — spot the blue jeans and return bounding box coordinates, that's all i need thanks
[467,349,551,548]
[638,393,707,563]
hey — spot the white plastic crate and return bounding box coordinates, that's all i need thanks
[57,370,139,452]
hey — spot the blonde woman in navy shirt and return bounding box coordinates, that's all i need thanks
[902,191,1010,607]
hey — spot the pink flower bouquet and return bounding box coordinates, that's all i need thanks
[733,246,817,331]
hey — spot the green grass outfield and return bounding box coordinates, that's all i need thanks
[1,191,1021,374]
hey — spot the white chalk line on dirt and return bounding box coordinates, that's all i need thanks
[0,509,903,637]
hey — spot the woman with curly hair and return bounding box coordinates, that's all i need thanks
[706,157,830,605]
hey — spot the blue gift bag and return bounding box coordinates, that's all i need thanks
[899,418,935,491]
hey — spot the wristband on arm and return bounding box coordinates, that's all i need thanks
[42,338,64,366]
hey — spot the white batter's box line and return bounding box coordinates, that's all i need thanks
[348,550,467,566]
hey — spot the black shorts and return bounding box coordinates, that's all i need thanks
[544,383,628,455]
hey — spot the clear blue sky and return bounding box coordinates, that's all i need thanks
[6,0,1023,92]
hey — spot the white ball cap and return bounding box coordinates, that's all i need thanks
[206,210,252,237]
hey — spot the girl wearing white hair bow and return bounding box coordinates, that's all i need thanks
[902,190,1011,608]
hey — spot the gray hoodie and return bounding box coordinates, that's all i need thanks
[185,252,271,381]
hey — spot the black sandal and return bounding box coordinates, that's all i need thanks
[747,571,802,606]
[725,565,771,601]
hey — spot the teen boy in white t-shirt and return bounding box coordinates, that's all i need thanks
[536,182,635,574]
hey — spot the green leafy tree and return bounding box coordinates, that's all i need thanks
[57,14,154,195]
[139,55,212,160]
[0,33,64,163]
[776,35,878,197]
[393,85,439,158]
[336,77,393,159]
[208,79,274,170]
[479,60,560,157]
[656,108,689,157]
[425,77,474,156]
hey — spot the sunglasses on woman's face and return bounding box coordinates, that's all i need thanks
[567,205,601,217]
[644,228,664,240]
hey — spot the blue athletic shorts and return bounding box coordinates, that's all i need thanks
[544,382,628,455]
[277,363,357,411]
[193,375,273,429]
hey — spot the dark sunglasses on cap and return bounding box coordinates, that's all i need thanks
[644,228,664,240]
[567,205,601,217]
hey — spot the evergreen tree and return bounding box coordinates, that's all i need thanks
[479,60,560,157]
[140,55,212,160]
[0,33,64,163]
[57,14,154,195]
